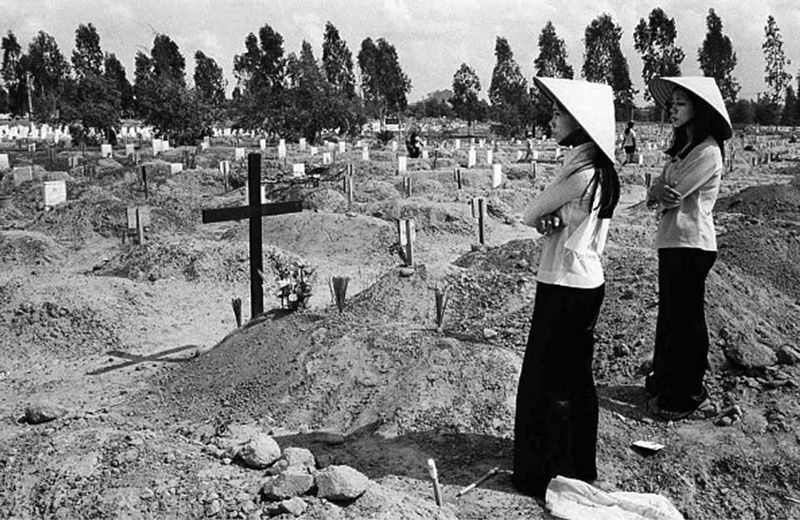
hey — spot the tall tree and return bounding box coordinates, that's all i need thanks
[489,37,533,137]
[104,53,133,116]
[27,31,70,121]
[232,24,286,132]
[284,40,329,141]
[634,8,685,102]
[194,50,226,107]
[583,13,634,115]
[698,8,740,103]
[71,23,103,79]
[762,15,792,105]
[451,63,484,134]
[534,21,574,79]
[781,84,797,126]
[322,22,355,98]
[357,37,411,120]
[1,31,27,116]
[151,34,185,85]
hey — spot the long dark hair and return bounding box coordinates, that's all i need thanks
[558,125,620,219]
[665,87,726,160]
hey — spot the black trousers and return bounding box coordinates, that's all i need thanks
[651,248,716,410]
[513,282,605,499]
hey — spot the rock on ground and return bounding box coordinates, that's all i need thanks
[24,402,68,424]
[315,465,370,501]
[236,432,282,469]
[261,470,315,500]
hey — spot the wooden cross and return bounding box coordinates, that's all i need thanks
[201,152,302,319]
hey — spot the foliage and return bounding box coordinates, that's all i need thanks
[1,31,27,116]
[134,35,212,144]
[532,21,573,133]
[408,93,455,119]
[104,53,133,116]
[489,37,533,137]
[357,37,411,119]
[322,22,356,98]
[534,21,574,79]
[27,31,70,122]
[451,64,484,133]
[781,85,797,126]
[194,50,226,107]
[231,24,286,132]
[583,13,634,117]
[698,8,740,104]
[752,94,780,126]
[71,23,103,79]
[729,99,755,125]
[375,129,394,145]
[762,15,792,105]
[272,264,314,311]
[633,8,685,102]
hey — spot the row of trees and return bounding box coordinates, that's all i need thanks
[1,9,798,143]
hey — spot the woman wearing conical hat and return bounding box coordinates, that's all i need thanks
[515,78,620,499]
[644,76,732,420]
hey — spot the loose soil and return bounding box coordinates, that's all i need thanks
[1,132,799,519]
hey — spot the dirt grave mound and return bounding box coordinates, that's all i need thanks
[716,180,800,222]
[0,230,66,264]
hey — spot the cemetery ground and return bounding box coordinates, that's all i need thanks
[0,127,799,519]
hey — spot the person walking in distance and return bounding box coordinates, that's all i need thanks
[622,121,637,165]
[644,76,732,421]
[514,78,620,499]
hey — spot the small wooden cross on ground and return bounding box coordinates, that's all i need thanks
[201,152,302,320]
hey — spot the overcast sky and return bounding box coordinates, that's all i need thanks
[2,0,799,104]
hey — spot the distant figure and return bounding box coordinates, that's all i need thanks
[621,121,636,165]
[406,131,422,158]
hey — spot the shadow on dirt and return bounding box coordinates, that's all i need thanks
[87,344,199,375]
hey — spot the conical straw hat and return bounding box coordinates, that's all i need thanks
[534,77,616,165]
[648,76,732,140]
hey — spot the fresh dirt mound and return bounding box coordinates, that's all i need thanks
[716,180,800,221]
[94,238,311,285]
[0,230,66,264]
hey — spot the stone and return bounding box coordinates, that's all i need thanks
[236,433,282,469]
[723,333,777,370]
[24,402,68,424]
[398,267,415,277]
[283,447,316,472]
[315,465,369,501]
[276,497,307,516]
[261,470,315,500]
[483,328,498,339]
[776,345,800,365]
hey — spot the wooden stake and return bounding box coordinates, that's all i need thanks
[331,276,350,312]
[135,207,145,245]
[403,176,412,197]
[477,197,485,245]
[434,286,449,332]
[427,459,443,507]
[231,298,242,328]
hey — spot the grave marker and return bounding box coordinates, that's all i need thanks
[299,138,306,151]
[278,141,287,159]
[487,150,493,165]
[398,155,407,173]
[101,144,113,158]
[391,141,398,152]
[323,152,332,165]
[235,147,246,161]
[125,143,135,157]
[422,149,429,160]
[201,153,303,318]
[402,176,413,197]
[454,139,461,150]
[152,138,162,154]
[259,138,267,151]
[27,143,36,153]
[470,197,486,245]
[169,163,183,174]
[343,164,354,205]
[338,141,346,154]
[0,154,9,170]
[492,164,503,188]
[468,148,477,168]
[292,163,305,177]
[397,218,416,266]
[361,146,369,161]
[12,166,33,185]
[43,180,67,208]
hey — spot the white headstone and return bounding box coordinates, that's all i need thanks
[126,206,152,229]
[638,153,644,166]
[152,139,162,154]
[479,139,486,148]
[12,166,32,185]
[338,141,346,154]
[278,142,287,159]
[310,146,318,156]
[487,150,493,164]
[327,141,335,151]
[0,154,9,170]
[398,156,407,173]
[43,180,67,208]
[391,141,398,152]
[259,139,267,151]
[422,149,429,160]
[492,164,503,188]
[533,150,539,161]
[235,147,245,161]
[356,140,362,148]
[454,139,461,150]
[361,146,369,161]
[162,141,170,151]
[27,143,36,153]
[468,148,477,168]
[125,144,135,157]
[200,141,209,151]
[219,160,231,175]
[516,150,523,161]
[292,163,305,177]
[169,163,183,174]
[299,138,306,151]
[323,152,332,165]
[244,184,268,204]
[100,144,113,158]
